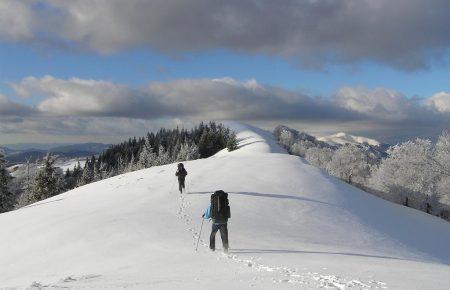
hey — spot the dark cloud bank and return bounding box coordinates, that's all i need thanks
[3,0,450,70]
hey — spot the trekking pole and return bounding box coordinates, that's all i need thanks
[195,218,205,252]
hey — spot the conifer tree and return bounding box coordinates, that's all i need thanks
[93,161,104,181]
[138,138,157,169]
[226,132,238,151]
[64,168,75,190]
[78,158,94,186]
[127,154,137,172]
[177,143,200,161]
[198,130,214,158]
[117,156,127,174]
[155,146,171,166]
[31,154,60,202]
[0,153,15,213]
[72,161,83,185]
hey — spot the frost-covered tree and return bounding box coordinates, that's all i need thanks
[155,146,171,166]
[93,161,106,181]
[305,147,334,170]
[78,158,94,186]
[291,140,316,157]
[274,125,332,156]
[437,175,450,217]
[435,131,450,176]
[278,130,297,149]
[434,131,450,216]
[176,143,200,161]
[327,144,376,186]
[126,154,137,172]
[117,156,127,174]
[0,153,15,213]
[138,139,157,169]
[366,132,450,217]
[31,154,61,202]
[7,160,38,208]
[369,138,440,210]
[435,131,450,169]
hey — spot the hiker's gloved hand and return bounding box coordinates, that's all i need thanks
[202,214,205,218]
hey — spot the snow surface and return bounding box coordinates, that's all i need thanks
[0,123,449,289]
[317,132,381,147]
[7,159,86,179]
[56,158,86,171]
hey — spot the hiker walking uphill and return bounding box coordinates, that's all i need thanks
[175,163,188,193]
[202,190,231,252]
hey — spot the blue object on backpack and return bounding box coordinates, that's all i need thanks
[203,205,211,219]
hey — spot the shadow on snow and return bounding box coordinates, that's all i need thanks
[187,191,334,207]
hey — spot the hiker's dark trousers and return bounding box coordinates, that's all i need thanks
[210,223,229,250]
[178,177,185,193]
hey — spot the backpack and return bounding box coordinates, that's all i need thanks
[210,190,230,220]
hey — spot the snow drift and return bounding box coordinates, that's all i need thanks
[0,122,449,289]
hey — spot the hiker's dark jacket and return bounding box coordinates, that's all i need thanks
[175,168,187,179]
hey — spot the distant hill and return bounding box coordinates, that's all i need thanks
[317,132,381,146]
[317,132,390,152]
[49,143,111,154]
[0,146,18,155]
[1,143,68,151]
[2,143,111,165]
[274,125,389,160]
[4,150,47,165]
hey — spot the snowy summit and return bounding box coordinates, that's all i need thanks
[317,132,381,147]
[0,123,449,289]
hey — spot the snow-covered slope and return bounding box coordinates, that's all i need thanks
[56,158,86,171]
[1,123,449,289]
[318,132,381,147]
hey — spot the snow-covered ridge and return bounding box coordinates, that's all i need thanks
[0,123,449,289]
[220,121,287,154]
[317,132,381,147]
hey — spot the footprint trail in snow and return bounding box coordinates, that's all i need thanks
[177,189,387,289]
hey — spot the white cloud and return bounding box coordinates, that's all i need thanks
[333,86,411,121]
[426,91,450,113]
[13,76,162,118]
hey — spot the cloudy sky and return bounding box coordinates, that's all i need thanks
[1,0,450,145]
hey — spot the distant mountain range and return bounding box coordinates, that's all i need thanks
[317,132,381,147]
[274,125,390,160]
[0,146,17,155]
[1,143,74,151]
[316,132,390,156]
[0,143,111,165]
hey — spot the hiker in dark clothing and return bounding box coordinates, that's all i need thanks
[175,163,187,193]
[202,190,230,252]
